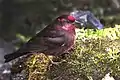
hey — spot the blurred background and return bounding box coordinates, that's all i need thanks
[0,0,120,41]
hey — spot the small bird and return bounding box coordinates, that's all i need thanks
[4,15,77,63]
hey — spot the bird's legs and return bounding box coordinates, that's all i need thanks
[47,56,62,65]
[62,46,75,54]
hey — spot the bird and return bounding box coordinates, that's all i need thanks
[4,15,77,63]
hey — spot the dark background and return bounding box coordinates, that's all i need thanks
[0,0,120,41]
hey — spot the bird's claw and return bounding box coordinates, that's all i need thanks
[48,58,67,70]
[50,59,67,65]
[48,61,61,70]
[50,60,62,65]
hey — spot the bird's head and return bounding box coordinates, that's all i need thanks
[56,15,75,23]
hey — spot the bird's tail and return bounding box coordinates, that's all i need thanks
[4,52,28,63]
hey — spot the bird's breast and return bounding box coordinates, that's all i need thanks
[54,23,76,51]
[60,24,76,45]
[61,24,75,33]
[62,27,76,51]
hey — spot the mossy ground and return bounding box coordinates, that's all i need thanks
[23,25,120,80]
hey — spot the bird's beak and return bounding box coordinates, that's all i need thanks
[70,10,104,29]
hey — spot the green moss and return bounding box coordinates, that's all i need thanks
[26,25,120,80]
[26,54,50,80]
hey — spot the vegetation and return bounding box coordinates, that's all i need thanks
[22,25,120,80]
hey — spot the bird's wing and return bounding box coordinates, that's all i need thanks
[16,26,66,53]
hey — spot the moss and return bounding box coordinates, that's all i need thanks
[26,54,50,80]
[24,25,120,80]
